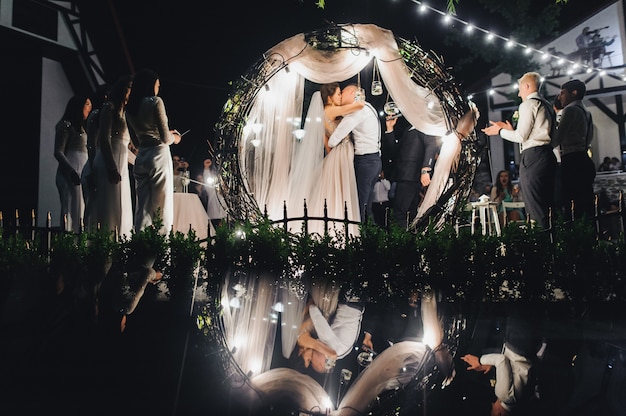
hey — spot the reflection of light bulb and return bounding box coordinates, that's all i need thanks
[229,297,240,308]
[206,176,216,185]
[251,138,261,147]
[252,123,263,134]
[293,129,305,141]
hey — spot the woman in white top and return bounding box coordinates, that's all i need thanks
[125,69,182,234]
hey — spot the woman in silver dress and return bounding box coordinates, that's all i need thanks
[125,68,181,234]
[54,95,92,233]
[93,75,134,238]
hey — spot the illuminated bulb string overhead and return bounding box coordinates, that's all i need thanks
[410,0,626,95]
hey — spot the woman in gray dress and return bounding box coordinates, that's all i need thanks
[125,68,181,234]
[54,95,92,233]
[93,75,134,238]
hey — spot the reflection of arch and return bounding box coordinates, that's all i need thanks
[214,23,479,232]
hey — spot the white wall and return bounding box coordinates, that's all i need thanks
[38,57,73,227]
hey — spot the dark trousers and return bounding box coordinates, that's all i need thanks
[354,153,382,223]
[560,151,596,221]
[371,201,391,227]
[519,145,557,230]
[392,180,423,229]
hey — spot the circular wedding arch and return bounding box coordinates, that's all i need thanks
[207,23,480,415]
[214,23,480,232]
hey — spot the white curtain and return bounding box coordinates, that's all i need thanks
[241,69,305,220]
[279,284,308,359]
[286,91,325,222]
[267,24,448,136]
[220,270,279,376]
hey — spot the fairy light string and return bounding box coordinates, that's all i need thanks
[409,0,626,98]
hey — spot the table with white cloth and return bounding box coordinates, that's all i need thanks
[173,193,210,240]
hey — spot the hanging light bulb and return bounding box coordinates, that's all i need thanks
[293,129,305,141]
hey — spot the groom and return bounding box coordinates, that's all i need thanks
[328,84,382,222]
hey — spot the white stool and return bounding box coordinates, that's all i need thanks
[470,201,501,236]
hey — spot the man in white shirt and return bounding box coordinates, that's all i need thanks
[328,84,382,223]
[482,72,557,230]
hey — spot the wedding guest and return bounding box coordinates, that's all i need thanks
[191,174,209,211]
[383,117,440,229]
[482,72,557,230]
[172,154,189,193]
[490,170,524,226]
[202,158,227,230]
[609,156,622,171]
[82,84,109,230]
[126,68,182,234]
[598,156,612,172]
[54,95,92,232]
[371,171,391,227]
[93,75,134,237]
[553,79,595,221]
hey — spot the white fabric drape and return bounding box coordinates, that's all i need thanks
[286,91,325,222]
[266,24,448,136]
[279,285,308,359]
[334,341,430,416]
[220,270,279,376]
[415,133,462,221]
[241,69,305,220]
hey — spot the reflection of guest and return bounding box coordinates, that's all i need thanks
[93,75,134,237]
[54,95,92,232]
[384,117,440,229]
[482,72,557,230]
[126,68,182,234]
[461,304,544,416]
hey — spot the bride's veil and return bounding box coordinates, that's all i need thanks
[287,91,325,221]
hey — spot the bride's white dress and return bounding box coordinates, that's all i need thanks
[308,115,361,238]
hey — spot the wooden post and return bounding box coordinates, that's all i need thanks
[46,212,52,255]
[31,209,36,241]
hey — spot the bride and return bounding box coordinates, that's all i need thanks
[307,82,364,238]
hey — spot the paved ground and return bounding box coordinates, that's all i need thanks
[1,277,625,416]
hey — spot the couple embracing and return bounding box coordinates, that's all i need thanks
[308,82,382,233]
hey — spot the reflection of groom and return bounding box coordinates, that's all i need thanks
[328,84,382,222]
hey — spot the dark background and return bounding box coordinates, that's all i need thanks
[73,0,612,172]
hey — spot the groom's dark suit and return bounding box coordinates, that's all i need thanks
[384,126,440,228]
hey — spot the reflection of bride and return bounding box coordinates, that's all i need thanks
[307,83,364,237]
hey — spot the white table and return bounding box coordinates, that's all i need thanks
[173,193,210,240]
[470,201,501,236]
